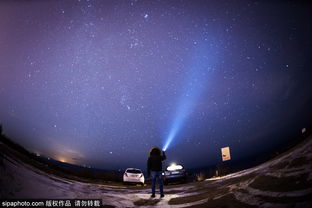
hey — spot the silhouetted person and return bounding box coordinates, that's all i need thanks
[147,147,166,198]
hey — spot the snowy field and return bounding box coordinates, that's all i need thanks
[1,136,312,207]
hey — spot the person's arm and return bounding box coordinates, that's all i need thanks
[161,151,166,161]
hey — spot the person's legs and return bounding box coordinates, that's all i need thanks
[151,171,156,196]
[157,171,164,196]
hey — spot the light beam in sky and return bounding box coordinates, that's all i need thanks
[162,44,214,151]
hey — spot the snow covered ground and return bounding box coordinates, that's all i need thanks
[1,136,312,207]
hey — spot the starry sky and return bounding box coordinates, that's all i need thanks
[0,0,312,170]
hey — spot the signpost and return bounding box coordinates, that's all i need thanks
[216,146,231,177]
[221,146,231,161]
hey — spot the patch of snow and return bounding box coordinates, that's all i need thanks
[234,191,291,208]
[246,186,312,198]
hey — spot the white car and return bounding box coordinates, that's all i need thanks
[123,168,145,185]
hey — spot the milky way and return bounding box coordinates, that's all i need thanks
[0,0,311,170]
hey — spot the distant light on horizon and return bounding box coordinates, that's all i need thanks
[58,158,67,163]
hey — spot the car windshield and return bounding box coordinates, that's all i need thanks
[126,169,141,173]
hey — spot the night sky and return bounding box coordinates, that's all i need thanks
[0,0,312,170]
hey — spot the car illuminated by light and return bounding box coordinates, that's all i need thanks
[163,163,186,184]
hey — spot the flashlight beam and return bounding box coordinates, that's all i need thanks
[162,99,191,151]
[162,43,215,151]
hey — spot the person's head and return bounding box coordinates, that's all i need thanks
[149,146,161,156]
